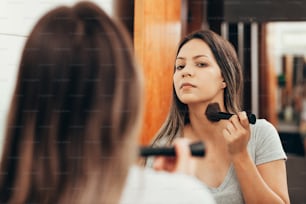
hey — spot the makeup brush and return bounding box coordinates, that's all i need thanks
[139,141,205,157]
[205,103,256,124]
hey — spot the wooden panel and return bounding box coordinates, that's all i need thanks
[282,55,293,108]
[134,0,183,145]
[259,24,278,125]
[187,0,206,33]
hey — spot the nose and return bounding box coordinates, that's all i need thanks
[182,72,191,78]
[181,65,193,78]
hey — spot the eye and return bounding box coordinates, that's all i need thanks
[175,64,185,70]
[196,62,208,68]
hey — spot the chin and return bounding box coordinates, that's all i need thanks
[178,97,199,104]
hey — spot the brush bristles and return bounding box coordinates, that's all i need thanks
[205,103,221,122]
[205,102,257,124]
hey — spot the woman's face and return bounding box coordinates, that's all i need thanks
[173,39,226,105]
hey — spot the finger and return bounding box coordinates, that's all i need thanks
[153,156,165,171]
[229,114,239,129]
[230,112,249,134]
[153,156,177,172]
[230,113,249,133]
[173,138,191,172]
[222,128,231,141]
[238,111,249,128]
[226,122,235,135]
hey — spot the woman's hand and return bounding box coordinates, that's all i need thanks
[152,138,196,176]
[222,111,251,157]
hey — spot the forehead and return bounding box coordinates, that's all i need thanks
[177,38,213,58]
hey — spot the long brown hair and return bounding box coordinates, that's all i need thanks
[152,30,243,146]
[0,2,143,204]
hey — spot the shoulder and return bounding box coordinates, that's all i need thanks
[250,119,279,139]
[248,119,287,164]
[251,119,276,131]
[250,118,281,143]
[120,166,216,204]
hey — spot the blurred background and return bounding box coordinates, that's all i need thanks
[0,0,306,202]
[2,0,305,152]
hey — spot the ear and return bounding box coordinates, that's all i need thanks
[221,81,226,88]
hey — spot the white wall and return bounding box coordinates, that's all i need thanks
[0,0,113,152]
[267,22,306,75]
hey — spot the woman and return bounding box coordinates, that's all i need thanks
[150,30,290,204]
[0,2,215,204]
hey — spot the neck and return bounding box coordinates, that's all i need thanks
[185,103,228,145]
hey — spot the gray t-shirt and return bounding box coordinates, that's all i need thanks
[146,119,287,204]
[207,119,287,204]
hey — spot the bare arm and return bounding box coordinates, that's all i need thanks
[225,112,290,204]
[232,150,290,204]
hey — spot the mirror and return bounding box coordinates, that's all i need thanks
[266,22,306,155]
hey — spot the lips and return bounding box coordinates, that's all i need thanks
[180,82,196,89]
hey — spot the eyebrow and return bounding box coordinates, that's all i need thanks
[176,55,209,60]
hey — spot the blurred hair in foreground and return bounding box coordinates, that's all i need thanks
[0,1,143,203]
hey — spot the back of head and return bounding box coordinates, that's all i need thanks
[0,1,142,203]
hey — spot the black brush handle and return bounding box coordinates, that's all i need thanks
[139,141,205,157]
[217,112,256,124]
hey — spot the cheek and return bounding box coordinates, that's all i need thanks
[201,72,222,86]
[173,74,180,91]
